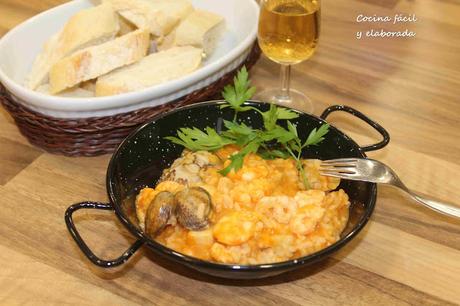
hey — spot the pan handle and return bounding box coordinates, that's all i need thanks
[65,201,144,268]
[320,105,390,152]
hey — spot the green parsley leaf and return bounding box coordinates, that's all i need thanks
[276,108,299,120]
[259,148,291,160]
[304,124,330,147]
[286,121,299,138]
[222,120,255,136]
[260,125,296,144]
[220,66,256,114]
[219,140,260,175]
[261,104,299,132]
[220,120,258,147]
[261,103,278,131]
[165,127,234,151]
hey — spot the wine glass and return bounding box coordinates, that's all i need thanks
[257,0,320,112]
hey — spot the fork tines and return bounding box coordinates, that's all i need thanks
[319,158,358,175]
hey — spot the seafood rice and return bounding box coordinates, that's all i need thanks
[136,146,349,264]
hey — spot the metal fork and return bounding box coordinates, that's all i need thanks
[319,158,460,218]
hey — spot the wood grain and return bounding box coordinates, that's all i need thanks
[0,137,42,185]
[0,0,459,305]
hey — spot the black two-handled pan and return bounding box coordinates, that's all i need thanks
[65,101,389,279]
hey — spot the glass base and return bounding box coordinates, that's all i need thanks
[255,88,313,114]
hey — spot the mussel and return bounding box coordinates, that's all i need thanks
[144,191,175,238]
[175,187,212,231]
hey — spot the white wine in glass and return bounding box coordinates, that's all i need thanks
[257,0,320,112]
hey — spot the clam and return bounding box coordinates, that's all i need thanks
[159,151,222,185]
[145,191,175,238]
[175,187,212,231]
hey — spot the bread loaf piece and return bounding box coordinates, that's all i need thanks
[149,0,194,35]
[95,46,202,96]
[104,0,193,37]
[49,29,150,94]
[164,10,225,55]
[27,3,120,90]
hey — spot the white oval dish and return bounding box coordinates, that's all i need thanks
[0,0,259,118]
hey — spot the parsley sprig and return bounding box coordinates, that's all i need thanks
[165,66,329,189]
[164,127,234,151]
[221,67,256,120]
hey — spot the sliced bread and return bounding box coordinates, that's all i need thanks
[158,10,225,55]
[49,29,150,94]
[95,46,202,96]
[104,0,193,37]
[27,3,120,90]
[175,10,225,55]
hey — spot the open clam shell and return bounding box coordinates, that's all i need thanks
[145,191,175,238]
[175,187,212,231]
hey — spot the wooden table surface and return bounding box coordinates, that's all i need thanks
[1,0,459,305]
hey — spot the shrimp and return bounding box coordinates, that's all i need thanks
[213,211,259,246]
[255,196,297,224]
[289,205,326,236]
[294,190,325,208]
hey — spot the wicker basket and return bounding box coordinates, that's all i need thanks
[0,44,261,157]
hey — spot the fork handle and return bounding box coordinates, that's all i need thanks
[408,192,460,218]
[393,179,460,218]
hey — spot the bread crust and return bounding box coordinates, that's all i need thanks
[26,3,120,90]
[95,46,202,96]
[105,0,193,37]
[174,10,225,55]
[49,29,150,94]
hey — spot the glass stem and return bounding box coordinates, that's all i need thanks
[280,64,291,100]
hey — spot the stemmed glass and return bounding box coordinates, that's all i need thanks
[257,0,320,112]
